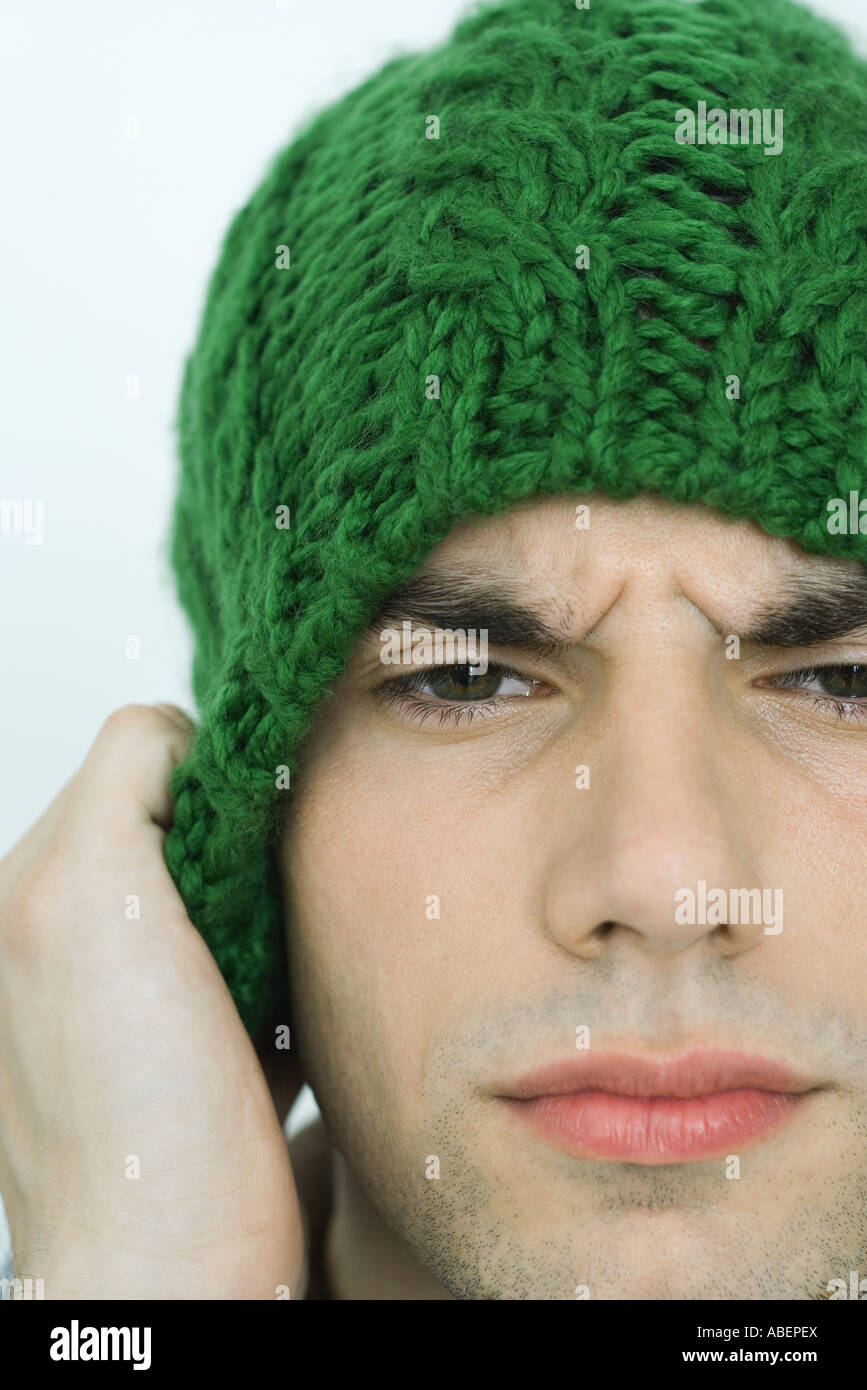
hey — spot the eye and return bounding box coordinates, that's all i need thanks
[413,664,535,701]
[762,663,867,722]
[376,661,550,727]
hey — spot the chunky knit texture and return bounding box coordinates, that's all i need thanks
[164,0,867,1038]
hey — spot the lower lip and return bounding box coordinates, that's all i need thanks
[506,1089,803,1163]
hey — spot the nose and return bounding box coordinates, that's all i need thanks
[544,694,770,961]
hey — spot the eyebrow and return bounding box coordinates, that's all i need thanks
[366,567,867,655]
[369,574,570,656]
[741,569,867,647]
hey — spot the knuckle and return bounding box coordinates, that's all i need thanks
[96,704,189,759]
[100,703,171,739]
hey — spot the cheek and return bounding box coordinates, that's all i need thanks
[278,739,534,1119]
[770,794,867,1007]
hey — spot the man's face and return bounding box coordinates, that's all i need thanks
[279,492,867,1299]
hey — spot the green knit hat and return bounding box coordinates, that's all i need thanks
[163,0,867,1039]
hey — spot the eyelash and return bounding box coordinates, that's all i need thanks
[376,662,537,728]
[765,664,867,724]
[376,661,867,728]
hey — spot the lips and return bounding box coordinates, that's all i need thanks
[497,1050,819,1164]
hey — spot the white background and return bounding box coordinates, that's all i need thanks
[1,0,866,1274]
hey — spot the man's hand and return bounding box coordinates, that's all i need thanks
[0,704,305,1299]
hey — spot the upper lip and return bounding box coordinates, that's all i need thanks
[495,1049,822,1101]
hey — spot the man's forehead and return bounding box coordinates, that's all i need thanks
[377,496,867,650]
[428,493,815,575]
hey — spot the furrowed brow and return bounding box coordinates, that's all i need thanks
[366,565,867,656]
[740,570,867,648]
[366,573,572,657]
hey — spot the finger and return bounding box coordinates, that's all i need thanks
[66,703,196,846]
[151,702,196,734]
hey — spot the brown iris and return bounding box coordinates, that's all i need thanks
[419,665,506,701]
[817,664,866,699]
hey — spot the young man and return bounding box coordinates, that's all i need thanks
[2,0,866,1300]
